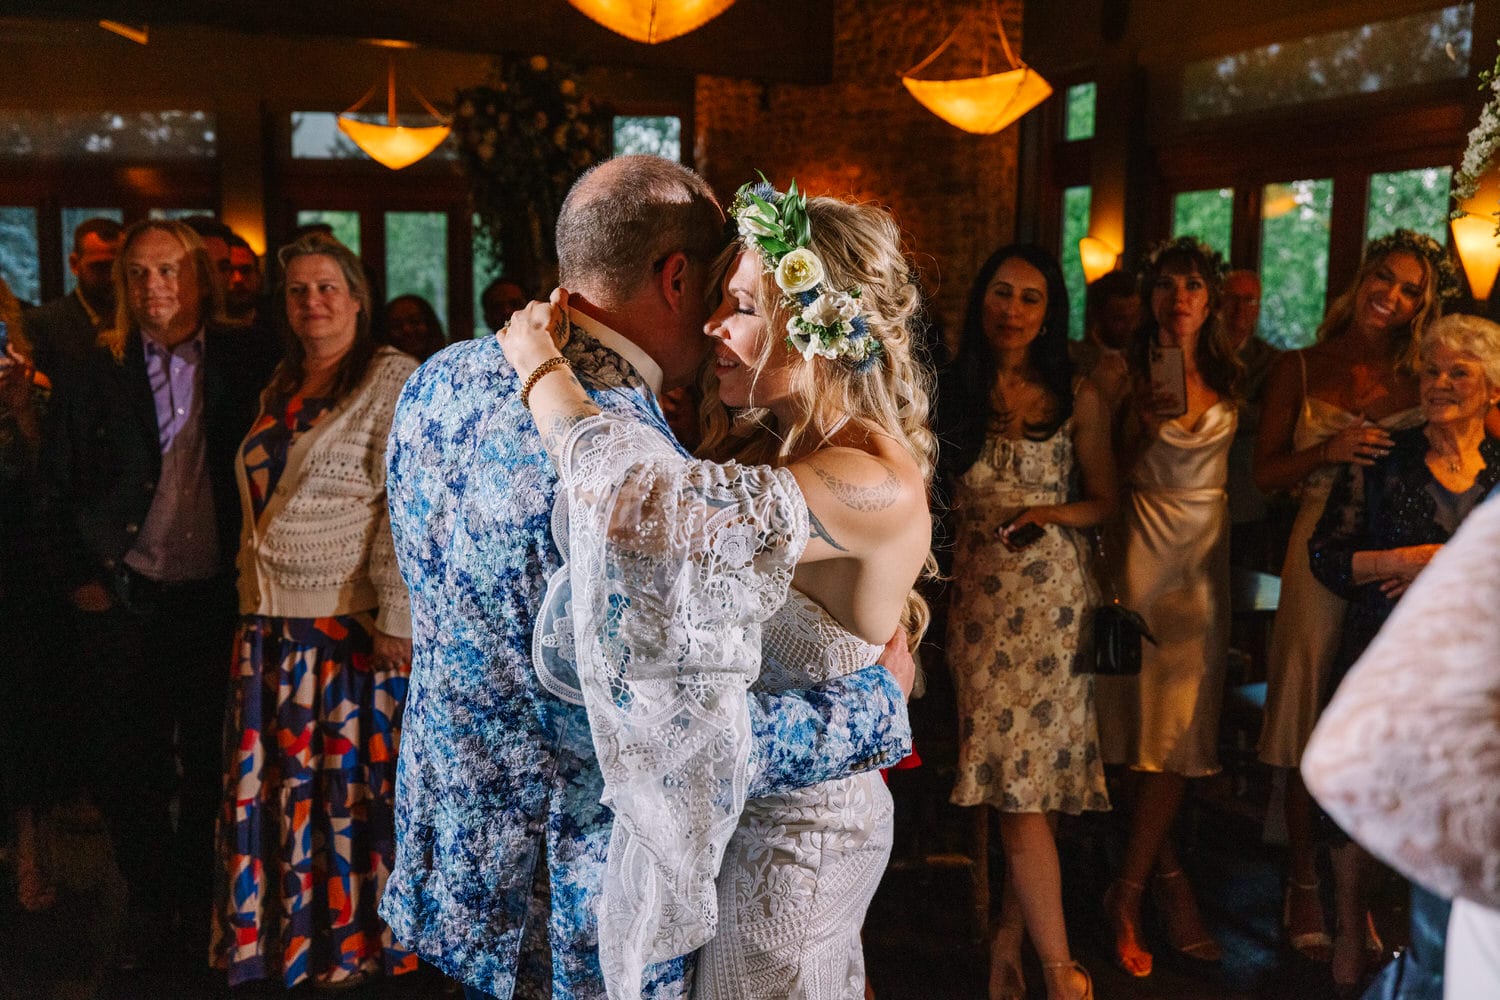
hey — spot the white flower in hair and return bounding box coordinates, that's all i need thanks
[800,290,861,329]
[737,210,777,238]
[775,248,824,294]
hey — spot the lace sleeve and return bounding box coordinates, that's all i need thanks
[1303,496,1500,909]
[557,412,809,999]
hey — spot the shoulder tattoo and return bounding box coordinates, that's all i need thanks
[807,504,848,552]
[811,462,901,512]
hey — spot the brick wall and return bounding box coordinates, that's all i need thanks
[694,0,1024,337]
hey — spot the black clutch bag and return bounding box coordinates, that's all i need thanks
[1086,599,1156,676]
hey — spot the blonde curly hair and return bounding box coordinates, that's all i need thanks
[697,195,938,642]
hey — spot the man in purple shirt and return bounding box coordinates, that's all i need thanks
[38,219,272,970]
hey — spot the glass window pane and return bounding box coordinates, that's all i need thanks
[290,112,456,162]
[295,210,360,255]
[61,207,124,295]
[1172,188,1233,252]
[1061,186,1092,341]
[0,207,39,305]
[1259,178,1333,350]
[386,211,449,328]
[473,214,506,339]
[148,207,212,221]
[612,116,682,160]
[1182,3,1472,120]
[1064,82,1096,141]
[0,110,216,160]
[1366,167,1452,245]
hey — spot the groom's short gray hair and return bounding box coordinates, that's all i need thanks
[557,155,725,306]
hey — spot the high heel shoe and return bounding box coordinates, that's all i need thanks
[1102,878,1153,978]
[987,925,1025,1000]
[1282,878,1332,962]
[1041,960,1094,1000]
[1153,868,1223,962]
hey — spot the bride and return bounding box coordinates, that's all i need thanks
[499,178,934,1000]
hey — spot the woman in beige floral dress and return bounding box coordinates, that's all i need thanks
[941,244,1115,1000]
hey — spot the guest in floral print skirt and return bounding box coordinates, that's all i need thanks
[211,233,419,989]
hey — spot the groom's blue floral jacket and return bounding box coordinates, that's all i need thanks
[379,331,912,1000]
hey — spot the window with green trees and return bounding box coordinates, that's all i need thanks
[0,207,38,305]
[612,116,682,160]
[386,211,449,324]
[1366,167,1452,245]
[1064,83,1096,141]
[1061,185,1091,340]
[1172,188,1233,254]
[295,210,360,254]
[1259,178,1333,349]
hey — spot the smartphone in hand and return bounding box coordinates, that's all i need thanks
[999,515,1045,552]
[1148,343,1188,418]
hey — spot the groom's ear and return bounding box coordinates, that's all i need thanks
[654,251,692,313]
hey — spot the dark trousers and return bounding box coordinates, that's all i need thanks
[67,571,236,956]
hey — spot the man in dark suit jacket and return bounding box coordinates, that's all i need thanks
[24,217,122,377]
[38,219,272,967]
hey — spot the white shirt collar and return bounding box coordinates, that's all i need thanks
[567,308,664,397]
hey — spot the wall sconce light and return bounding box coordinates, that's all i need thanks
[338,51,451,171]
[1452,172,1500,302]
[901,0,1052,135]
[565,0,736,44]
[1079,236,1120,284]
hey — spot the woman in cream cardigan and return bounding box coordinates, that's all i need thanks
[211,233,419,990]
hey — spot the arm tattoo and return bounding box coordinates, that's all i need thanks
[807,504,848,552]
[811,463,901,512]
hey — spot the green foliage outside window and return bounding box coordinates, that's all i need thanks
[1064,83,1096,142]
[1061,186,1091,341]
[1172,189,1233,255]
[0,207,38,305]
[612,116,682,160]
[1259,178,1333,350]
[386,211,449,325]
[1366,167,1451,245]
[295,210,360,255]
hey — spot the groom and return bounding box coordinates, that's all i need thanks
[380,155,914,1000]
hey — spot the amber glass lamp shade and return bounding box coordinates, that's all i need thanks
[902,67,1052,135]
[566,0,736,44]
[1452,172,1500,302]
[338,55,451,171]
[1079,236,1121,284]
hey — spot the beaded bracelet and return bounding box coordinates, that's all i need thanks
[520,356,572,409]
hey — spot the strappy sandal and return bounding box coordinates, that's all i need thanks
[1102,877,1153,977]
[1154,868,1223,962]
[1041,960,1094,1000]
[1283,878,1332,961]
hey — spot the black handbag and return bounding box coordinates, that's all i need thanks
[1087,599,1156,676]
[1078,530,1156,676]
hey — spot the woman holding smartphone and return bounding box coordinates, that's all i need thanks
[1095,237,1241,978]
[942,244,1116,1000]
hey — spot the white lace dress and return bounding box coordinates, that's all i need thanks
[694,590,894,1000]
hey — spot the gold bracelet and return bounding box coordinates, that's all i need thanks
[520,356,571,409]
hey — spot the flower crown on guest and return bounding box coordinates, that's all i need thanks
[1364,228,1461,301]
[730,175,882,369]
[1141,235,1228,282]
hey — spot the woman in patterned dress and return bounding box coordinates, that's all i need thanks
[212,233,419,989]
[941,245,1114,1000]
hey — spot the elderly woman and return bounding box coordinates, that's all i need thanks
[1308,313,1500,995]
[212,233,419,989]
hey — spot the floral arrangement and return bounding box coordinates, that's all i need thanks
[730,177,881,368]
[1141,235,1228,280]
[1453,41,1500,228]
[455,56,612,286]
[1365,229,1461,299]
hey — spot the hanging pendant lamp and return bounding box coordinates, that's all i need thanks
[901,0,1052,135]
[338,53,452,170]
[1452,170,1500,302]
[565,0,737,44]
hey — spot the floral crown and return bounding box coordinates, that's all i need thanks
[729,175,882,370]
[1141,235,1228,284]
[1364,229,1461,300]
